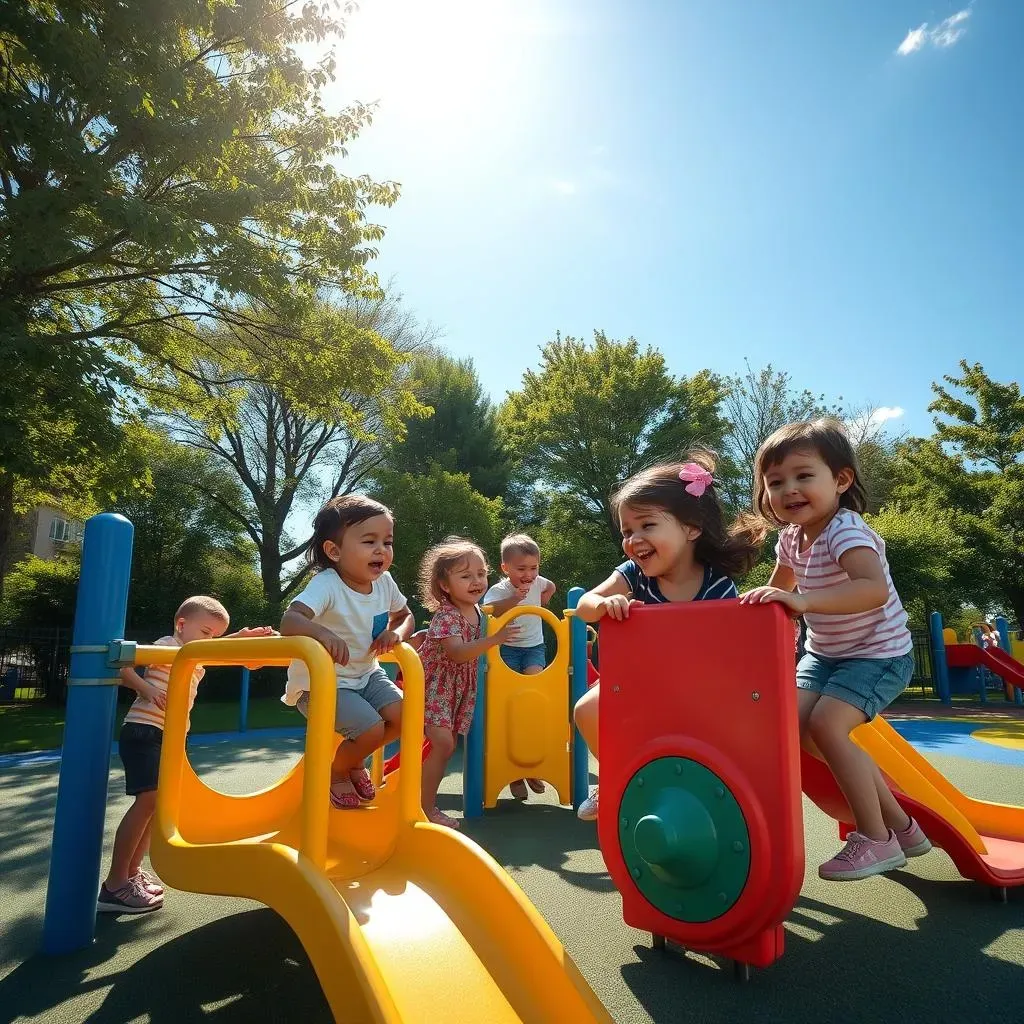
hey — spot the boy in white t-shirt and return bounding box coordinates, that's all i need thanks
[483,533,556,801]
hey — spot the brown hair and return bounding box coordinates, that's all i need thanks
[500,533,540,562]
[752,418,867,528]
[305,494,393,571]
[175,595,230,625]
[418,536,488,612]
[611,449,761,578]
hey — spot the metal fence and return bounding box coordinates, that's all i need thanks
[0,626,72,702]
[0,625,167,703]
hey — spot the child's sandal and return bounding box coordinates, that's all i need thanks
[427,807,460,830]
[330,779,361,809]
[349,767,376,802]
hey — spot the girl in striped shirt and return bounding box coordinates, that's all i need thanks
[572,451,761,821]
[741,419,931,882]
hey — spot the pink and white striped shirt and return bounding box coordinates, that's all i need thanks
[776,510,911,660]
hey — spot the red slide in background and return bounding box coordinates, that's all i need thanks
[946,643,1024,692]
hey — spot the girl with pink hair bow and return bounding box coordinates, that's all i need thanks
[571,450,762,822]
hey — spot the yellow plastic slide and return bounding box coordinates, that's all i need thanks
[141,636,611,1024]
[802,716,1024,886]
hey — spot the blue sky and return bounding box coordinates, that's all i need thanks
[324,1,1022,439]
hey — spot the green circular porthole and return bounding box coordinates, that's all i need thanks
[618,757,750,923]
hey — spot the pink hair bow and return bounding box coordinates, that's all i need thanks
[679,462,714,497]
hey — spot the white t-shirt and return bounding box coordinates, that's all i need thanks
[483,576,553,648]
[284,569,408,702]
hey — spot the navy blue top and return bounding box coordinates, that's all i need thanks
[615,560,738,603]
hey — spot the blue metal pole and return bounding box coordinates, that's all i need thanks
[239,667,250,733]
[568,586,590,812]
[929,611,951,705]
[463,614,487,819]
[43,513,134,954]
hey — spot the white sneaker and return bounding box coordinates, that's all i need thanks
[577,786,599,821]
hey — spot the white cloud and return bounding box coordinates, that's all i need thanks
[897,24,928,55]
[896,8,971,55]
[868,406,905,427]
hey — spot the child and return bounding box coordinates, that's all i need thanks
[280,495,415,809]
[483,533,556,800]
[99,597,274,914]
[572,452,758,821]
[417,537,519,828]
[739,418,931,881]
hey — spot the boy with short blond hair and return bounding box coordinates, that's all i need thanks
[98,597,273,914]
[484,533,556,801]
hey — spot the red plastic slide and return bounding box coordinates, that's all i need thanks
[946,643,1024,693]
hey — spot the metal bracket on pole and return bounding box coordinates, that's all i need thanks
[106,639,137,667]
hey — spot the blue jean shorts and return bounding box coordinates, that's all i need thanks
[296,667,402,739]
[499,643,547,673]
[118,721,163,796]
[796,651,915,720]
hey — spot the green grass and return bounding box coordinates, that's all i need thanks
[0,696,298,755]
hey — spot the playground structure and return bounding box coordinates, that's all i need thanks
[928,611,1024,706]
[39,512,1024,1008]
[596,601,1024,978]
[41,514,610,1023]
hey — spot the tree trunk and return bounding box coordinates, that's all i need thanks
[0,473,15,604]
[260,541,284,620]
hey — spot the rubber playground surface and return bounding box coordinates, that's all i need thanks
[1,715,1023,1024]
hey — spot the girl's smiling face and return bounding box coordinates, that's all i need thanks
[763,450,853,532]
[322,512,394,591]
[441,552,489,607]
[619,503,701,579]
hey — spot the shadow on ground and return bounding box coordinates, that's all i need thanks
[0,909,331,1024]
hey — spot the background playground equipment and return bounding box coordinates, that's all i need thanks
[463,590,591,818]
[42,514,612,1024]
[928,612,1024,706]
[597,601,1024,979]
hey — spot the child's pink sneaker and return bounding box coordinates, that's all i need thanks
[134,869,164,896]
[818,831,906,881]
[896,816,932,857]
[427,807,461,830]
[329,779,361,809]
[349,767,376,802]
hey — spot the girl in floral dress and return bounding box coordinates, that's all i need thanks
[416,537,518,828]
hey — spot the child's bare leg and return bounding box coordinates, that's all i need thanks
[807,697,887,840]
[378,701,402,746]
[421,726,456,813]
[573,683,599,759]
[128,819,153,878]
[105,791,157,890]
[799,691,910,833]
[332,722,386,779]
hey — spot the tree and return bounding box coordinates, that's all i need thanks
[156,294,430,611]
[0,0,396,588]
[110,429,265,627]
[372,465,505,614]
[720,361,842,510]
[500,332,727,542]
[0,552,80,629]
[892,362,1024,623]
[384,351,512,499]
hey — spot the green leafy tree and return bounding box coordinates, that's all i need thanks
[0,0,396,588]
[110,427,266,627]
[0,552,80,628]
[892,362,1024,623]
[155,295,429,611]
[385,351,512,499]
[372,465,504,615]
[500,332,727,542]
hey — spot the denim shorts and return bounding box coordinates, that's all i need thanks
[796,651,915,720]
[499,643,547,673]
[295,667,402,739]
[118,721,163,796]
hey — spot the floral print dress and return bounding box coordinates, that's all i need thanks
[420,600,482,735]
